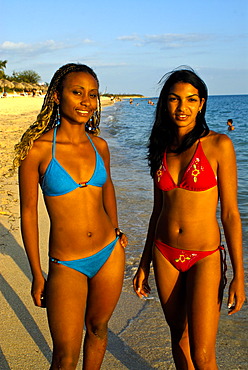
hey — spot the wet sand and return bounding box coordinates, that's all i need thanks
[0,96,247,369]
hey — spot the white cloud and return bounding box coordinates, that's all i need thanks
[82,38,95,44]
[0,39,95,56]
[0,40,66,55]
[117,33,213,49]
[1,41,27,50]
[117,35,140,41]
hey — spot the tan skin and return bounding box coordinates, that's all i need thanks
[133,83,245,369]
[19,71,127,370]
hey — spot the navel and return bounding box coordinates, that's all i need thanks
[87,231,92,237]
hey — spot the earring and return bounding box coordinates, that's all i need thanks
[56,105,61,126]
[86,110,100,134]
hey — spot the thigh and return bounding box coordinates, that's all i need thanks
[85,240,125,323]
[46,262,88,352]
[153,246,187,327]
[187,250,222,350]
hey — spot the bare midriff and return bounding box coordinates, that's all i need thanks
[44,186,116,260]
[155,186,220,251]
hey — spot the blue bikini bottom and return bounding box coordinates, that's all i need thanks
[49,236,119,278]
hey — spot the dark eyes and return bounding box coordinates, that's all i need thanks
[168,96,198,103]
[90,93,98,98]
[168,97,177,102]
[72,90,97,98]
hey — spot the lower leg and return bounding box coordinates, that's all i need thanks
[170,327,195,370]
[191,348,218,370]
[187,252,222,370]
[46,265,87,370]
[82,241,124,369]
[82,323,108,370]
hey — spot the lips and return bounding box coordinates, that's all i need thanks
[76,109,89,113]
[176,114,188,120]
[76,109,90,115]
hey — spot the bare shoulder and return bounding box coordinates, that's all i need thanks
[23,129,54,163]
[201,131,236,167]
[204,130,234,151]
[90,135,109,154]
[35,128,54,144]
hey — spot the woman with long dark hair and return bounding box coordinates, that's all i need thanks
[133,68,245,369]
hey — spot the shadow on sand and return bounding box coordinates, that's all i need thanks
[0,222,153,369]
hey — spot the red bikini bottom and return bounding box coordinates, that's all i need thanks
[154,239,225,273]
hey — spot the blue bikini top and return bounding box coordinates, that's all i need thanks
[40,126,107,196]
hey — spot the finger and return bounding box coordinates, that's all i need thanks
[40,293,46,308]
[135,287,144,298]
[133,278,145,297]
[120,240,127,248]
[228,304,236,315]
[120,235,128,248]
[133,278,141,294]
[135,287,148,298]
[227,293,234,309]
[229,297,245,315]
[32,291,46,307]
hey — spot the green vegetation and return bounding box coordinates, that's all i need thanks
[0,60,143,96]
[0,60,41,84]
[0,60,7,79]
[11,70,41,84]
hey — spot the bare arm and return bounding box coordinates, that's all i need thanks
[218,135,245,314]
[19,146,46,307]
[100,138,127,248]
[133,182,163,297]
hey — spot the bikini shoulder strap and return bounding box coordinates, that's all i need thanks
[86,133,97,152]
[52,126,58,158]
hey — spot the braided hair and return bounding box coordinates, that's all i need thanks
[148,67,209,178]
[13,63,101,168]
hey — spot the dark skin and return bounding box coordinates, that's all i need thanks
[19,71,127,369]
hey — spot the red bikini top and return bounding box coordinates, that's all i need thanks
[155,141,217,192]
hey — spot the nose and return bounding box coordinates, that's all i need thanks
[80,94,90,106]
[177,99,186,111]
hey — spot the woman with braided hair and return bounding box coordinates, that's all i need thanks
[14,63,127,369]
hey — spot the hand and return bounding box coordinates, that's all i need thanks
[227,277,246,315]
[119,233,128,248]
[133,266,151,298]
[31,276,46,308]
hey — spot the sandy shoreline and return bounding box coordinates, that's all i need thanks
[0,97,247,369]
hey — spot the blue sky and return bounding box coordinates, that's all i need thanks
[1,0,247,96]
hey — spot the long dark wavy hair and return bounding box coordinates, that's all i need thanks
[14,63,101,167]
[148,68,209,178]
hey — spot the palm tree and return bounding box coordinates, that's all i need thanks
[0,60,7,79]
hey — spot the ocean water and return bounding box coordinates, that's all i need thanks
[100,95,248,296]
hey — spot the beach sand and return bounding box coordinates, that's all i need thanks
[0,96,247,369]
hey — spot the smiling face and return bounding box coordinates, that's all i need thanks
[54,71,99,125]
[167,82,205,131]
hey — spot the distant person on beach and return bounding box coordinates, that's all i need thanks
[227,118,235,131]
[133,68,245,369]
[14,63,127,369]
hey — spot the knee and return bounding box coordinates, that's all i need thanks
[169,321,188,344]
[191,347,216,369]
[51,353,79,370]
[85,320,108,340]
